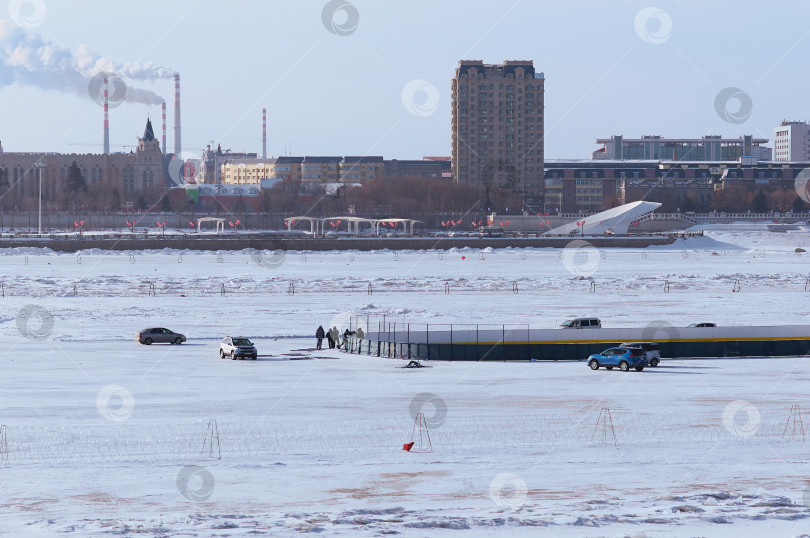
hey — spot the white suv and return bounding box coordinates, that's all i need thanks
[219,336,257,360]
[560,318,601,329]
[621,342,661,367]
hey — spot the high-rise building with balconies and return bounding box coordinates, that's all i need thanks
[451,60,545,210]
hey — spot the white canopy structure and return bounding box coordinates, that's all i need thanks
[285,216,320,235]
[196,217,225,233]
[285,216,421,236]
[321,216,377,235]
[373,218,419,235]
[544,201,662,236]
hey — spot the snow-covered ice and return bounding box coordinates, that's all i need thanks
[2,228,810,536]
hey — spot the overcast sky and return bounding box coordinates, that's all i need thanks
[1,0,809,160]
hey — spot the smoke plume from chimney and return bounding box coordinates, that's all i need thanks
[0,20,172,106]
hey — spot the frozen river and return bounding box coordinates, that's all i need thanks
[2,226,810,536]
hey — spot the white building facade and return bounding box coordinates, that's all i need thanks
[773,121,810,161]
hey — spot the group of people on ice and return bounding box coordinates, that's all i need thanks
[315,325,364,350]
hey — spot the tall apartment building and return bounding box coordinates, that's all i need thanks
[451,60,545,210]
[773,121,810,161]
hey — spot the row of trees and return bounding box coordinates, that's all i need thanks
[256,176,522,216]
[1,165,808,216]
[709,186,806,213]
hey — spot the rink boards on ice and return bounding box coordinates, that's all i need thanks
[350,325,810,361]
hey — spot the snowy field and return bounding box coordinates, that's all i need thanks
[2,226,810,536]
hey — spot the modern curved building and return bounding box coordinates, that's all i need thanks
[544,200,662,235]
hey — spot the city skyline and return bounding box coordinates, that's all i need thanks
[1,0,809,161]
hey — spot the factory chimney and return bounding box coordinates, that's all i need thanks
[174,74,181,155]
[161,101,167,154]
[262,108,267,159]
[103,76,110,154]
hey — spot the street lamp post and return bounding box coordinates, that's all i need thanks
[34,162,46,234]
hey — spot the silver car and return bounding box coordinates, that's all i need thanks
[136,328,186,345]
[621,342,661,367]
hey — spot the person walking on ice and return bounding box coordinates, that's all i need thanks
[316,325,325,350]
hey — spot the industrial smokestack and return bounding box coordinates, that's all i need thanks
[103,76,110,154]
[161,101,167,154]
[262,108,267,159]
[174,73,181,155]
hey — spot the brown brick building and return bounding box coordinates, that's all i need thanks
[451,60,544,210]
[0,119,164,209]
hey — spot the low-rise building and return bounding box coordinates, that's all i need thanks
[545,159,808,214]
[384,158,452,179]
[341,156,384,182]
[200,144,258,184]
[0,119,164,209]
[594,134,771,161]
[269,156,304,183]
[220,158,277,184]
[301,156,341,183]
